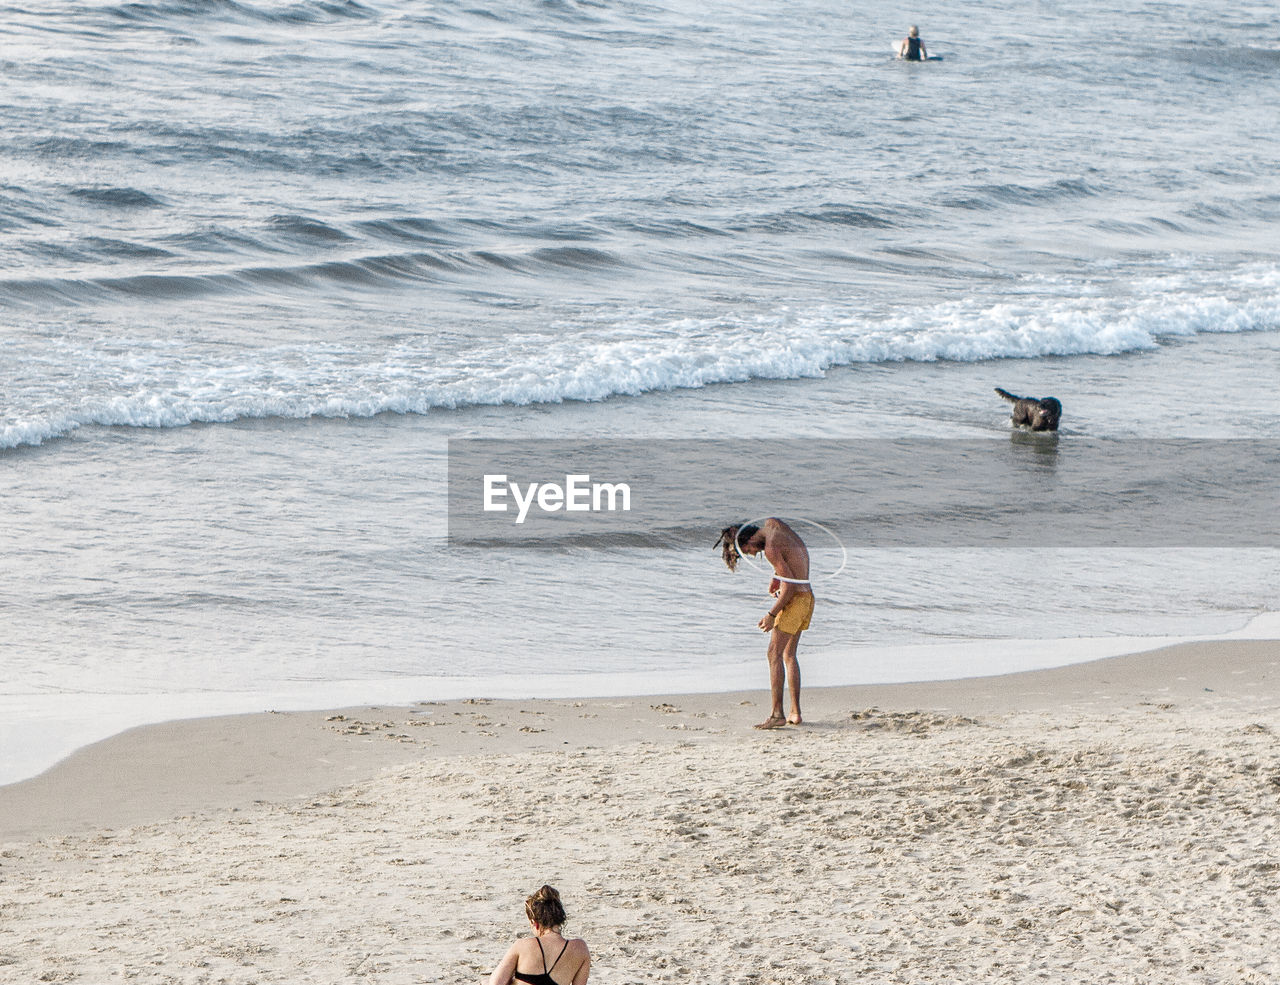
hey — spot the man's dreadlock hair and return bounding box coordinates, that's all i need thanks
[714,523,759,571]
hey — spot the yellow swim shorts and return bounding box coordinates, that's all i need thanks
[774,591,815,635]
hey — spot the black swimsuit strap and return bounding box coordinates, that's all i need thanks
[535,938,548,972]
[547,941,569,974]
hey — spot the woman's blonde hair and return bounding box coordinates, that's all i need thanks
[909,25,919,37]
[525,885,567,929]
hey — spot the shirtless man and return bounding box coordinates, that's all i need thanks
[715,519,813,729]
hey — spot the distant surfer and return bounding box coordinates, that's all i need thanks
[898,25,927,61]
[715,519,813,729]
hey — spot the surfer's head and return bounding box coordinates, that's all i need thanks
[715,523,760,571]
[908,25,919,37]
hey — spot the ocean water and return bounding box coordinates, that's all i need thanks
[2,0,1279,783]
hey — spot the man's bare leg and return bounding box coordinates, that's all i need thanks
[755,629,792,729]
[784,630,803,724]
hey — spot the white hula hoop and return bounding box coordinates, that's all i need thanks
[733,516,848,583]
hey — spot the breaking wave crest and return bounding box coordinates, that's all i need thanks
[4,265,1277,450]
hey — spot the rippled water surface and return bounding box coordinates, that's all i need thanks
[5,0,1280,442]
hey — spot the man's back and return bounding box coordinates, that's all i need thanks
[763,518,811,586]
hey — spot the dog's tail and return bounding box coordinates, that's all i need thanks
[994,387,1023,404]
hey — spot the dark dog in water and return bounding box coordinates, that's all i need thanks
[995,388,1062,431]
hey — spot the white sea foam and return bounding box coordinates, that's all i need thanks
[3,265,1278,450]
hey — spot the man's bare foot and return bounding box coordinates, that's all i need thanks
[754,716,788,730]
[787,714,802,725]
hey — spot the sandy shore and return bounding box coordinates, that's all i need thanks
[2,639,1278,983]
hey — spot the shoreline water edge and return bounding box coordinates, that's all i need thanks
[4,611,1278,792]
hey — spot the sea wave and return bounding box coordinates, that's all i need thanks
[938,178,1105,212]
[0,244,633,306]
[3,266,1277,450]
[104,0,375,27]
[69,186,166,209]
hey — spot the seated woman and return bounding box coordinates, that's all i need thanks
[898,25,928,61]
[488,885,591,985]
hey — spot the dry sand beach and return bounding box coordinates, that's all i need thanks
[2,639,1278,984]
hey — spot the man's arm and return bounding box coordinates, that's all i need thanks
[766,548,799,612]
[759,543,798,631]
